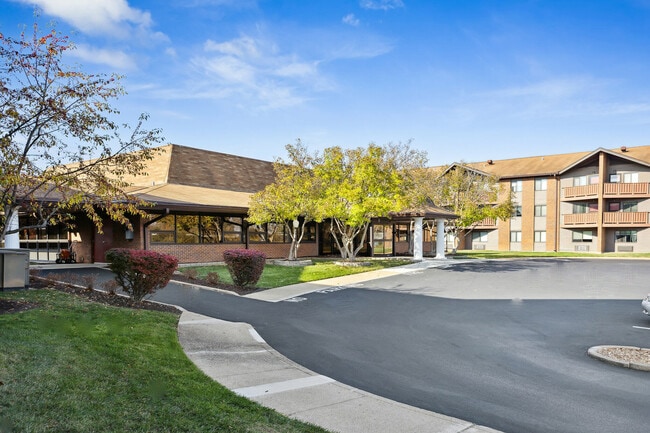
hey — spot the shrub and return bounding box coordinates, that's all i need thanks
[222,249,266,288]
[105,249,178,302]
[205,272,220,285]
[182,268,199,280]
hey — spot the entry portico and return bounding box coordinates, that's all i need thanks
[389,204,459,260]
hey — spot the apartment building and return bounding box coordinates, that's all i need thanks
[458,145,650,253]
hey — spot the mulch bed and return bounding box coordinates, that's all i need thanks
[1,274,260,316]
[0,277,181,315]
[170,273,260,296]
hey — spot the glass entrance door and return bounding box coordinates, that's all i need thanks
[372,224,393,255]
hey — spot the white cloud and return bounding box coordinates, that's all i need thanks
[360,0,404,11]
[16,0,166,41]
[68,44,137,70]
[342,14,360,26]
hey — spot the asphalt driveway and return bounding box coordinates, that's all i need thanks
[36,258,650,433]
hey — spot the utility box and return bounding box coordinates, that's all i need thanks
[0,249,29,290]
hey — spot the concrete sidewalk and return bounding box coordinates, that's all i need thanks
[177,258,500,433]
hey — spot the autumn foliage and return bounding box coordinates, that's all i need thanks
[223,249,266,288]
[106,248,178,302]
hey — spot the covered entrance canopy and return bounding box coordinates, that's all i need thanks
[388,202,458,260]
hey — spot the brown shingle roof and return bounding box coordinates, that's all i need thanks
[457,145,650,179]
[122,144,276,211]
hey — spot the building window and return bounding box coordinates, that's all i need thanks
[303,222,317,242]
[608,201,638,212]
[534,231,546,243]
[615,230,637,243]
[535,178,547,191]
[247,224,268,243]
[200,216,223,243]
[511,180,523,192]
[573,175,599,186]
[472,231,489,242]
[512,205,522,217]
[223,217,243,243]
[149,215,176,243]
[510,231,522,243]
[573,203,598,214]
[534,205,547,217]
[622,172,639,183]
[572,230,593,243]
[395,224,409,242]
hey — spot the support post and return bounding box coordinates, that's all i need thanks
[413,217,423,261]
[5,210,20,249]
[435,219,446,259]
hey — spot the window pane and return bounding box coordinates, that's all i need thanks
[512,206,522,217]
[200,216,222,243]
[176,215,200,244]
[622,202,638,212]
[535,205,547,217]
[535,231,546,242]
[151,232,174,243]
[149,215,175,231]
[609,202,620,212]
[535,178,547,191]
[248,224,267,243]
[267,223,287,243]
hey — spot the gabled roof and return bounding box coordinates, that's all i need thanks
[123,144,276,212]
[455,145,650,179]
[126,144,276,193]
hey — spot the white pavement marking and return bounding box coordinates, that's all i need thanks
[233,375,335,398]
[633,326,650,331]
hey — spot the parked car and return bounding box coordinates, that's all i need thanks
[643,294,650,316]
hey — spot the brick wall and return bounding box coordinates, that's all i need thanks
[149,242,319,264]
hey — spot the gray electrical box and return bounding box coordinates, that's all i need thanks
[0,249,29,290]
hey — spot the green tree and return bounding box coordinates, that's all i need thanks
[0,23,163,244]
[247,140,320,260]
[430,164,512,251]
[315,143,427,260]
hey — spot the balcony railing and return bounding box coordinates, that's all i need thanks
[563,212,650,226]
[603,182,650,197]
[603,211,650,225]
[563,184,598,199]
[563,213,598,225]
[474,217,496,227]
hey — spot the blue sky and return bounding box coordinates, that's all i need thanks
[3,0,650,165]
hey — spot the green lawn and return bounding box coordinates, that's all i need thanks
[0,289,328,433]
[181,258,413,288]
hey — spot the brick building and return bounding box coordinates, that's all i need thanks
[456,145,650,253]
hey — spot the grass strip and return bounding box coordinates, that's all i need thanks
[183,258,413,288]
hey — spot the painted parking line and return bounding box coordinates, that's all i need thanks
[633,326,650,331]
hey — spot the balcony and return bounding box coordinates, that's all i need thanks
[562,184,598,200]
[563,213,598,226]
[562,211,650,227]
[563,182,650,200]
[603,182,650,197]
[603,211,650,226]
[473,217,497,228]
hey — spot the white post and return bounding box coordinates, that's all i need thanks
[413,217,423,261]
[5,210,20,249]
[435,219,446,259]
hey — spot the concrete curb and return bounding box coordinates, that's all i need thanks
[587,345,650,372]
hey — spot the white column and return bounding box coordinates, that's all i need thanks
[413,217,423,261]
[435,219,446,259]
[5,210,20,249]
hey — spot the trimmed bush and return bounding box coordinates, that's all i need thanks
[106,248,178,302]
[223,249,266,288]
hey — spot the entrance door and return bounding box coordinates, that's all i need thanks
[372,224,393,256]
[93,221,113,263]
